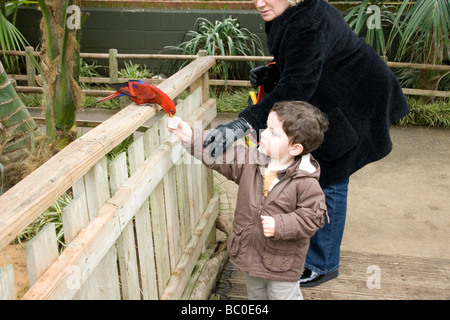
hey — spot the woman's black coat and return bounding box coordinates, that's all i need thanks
[239,0,410,186]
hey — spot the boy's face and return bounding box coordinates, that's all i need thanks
[259,112,303,161]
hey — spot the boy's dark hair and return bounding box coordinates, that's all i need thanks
[271,101,329,154]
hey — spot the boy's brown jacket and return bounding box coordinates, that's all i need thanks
[183,128,327,281]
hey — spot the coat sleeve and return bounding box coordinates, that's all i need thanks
[272,178,327,241]
[181,127,248,185]
[240,25,326,131]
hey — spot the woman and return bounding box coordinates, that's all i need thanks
[204,0,410,287]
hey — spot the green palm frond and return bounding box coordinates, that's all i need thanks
[0,1,37,71]
[388,0,450,64]
[0,14,27,70]
[162,16,264,86]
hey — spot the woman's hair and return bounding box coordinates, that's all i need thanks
[288,0,305,6]
[271,101,329,154]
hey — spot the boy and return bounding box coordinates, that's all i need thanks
[168,101,329,300]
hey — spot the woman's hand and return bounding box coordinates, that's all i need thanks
[249,64,280,90]
[203,118,251,157]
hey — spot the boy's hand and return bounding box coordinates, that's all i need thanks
[261,215,275,238]
[167,120,192,142]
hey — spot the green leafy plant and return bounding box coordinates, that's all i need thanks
[396,97,450,128]
[344,0,396,55]
[0,0,35,73]
[119,60,154,79]
[163,16,264,85]
[388,0,449,64]
[345,0,449,100]
[211,87,249,113]
[386,0,450,94]
[79,58,102,79]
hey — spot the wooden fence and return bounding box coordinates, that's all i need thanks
[2,47,450,98]
[0,54,221,300]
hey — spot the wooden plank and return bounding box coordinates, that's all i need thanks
[128,136,158,300]
[110,152,141,300]
[78,159,121,300]
[164,167,181,270]
[402,88,450,98]
[216,251,450,300]
[158,118,181,270]
[0,264,16,300]
[61,192,90,300]
[301,251,450,300]
[77,245,121,300]
[190,72,208,108]
[191,89,209,215]
[173,100,191,248]
[181,89,205,231]
[146,124,171,294]
[17,79,450,97]
[21,98,216,300]
[160,194,220,300]
[83,158,110,220]
[176,154,191,247]
[25,224,59,287]
[62,193,89,244]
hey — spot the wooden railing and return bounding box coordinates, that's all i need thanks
[2,48,450,98]
[0,54,220,299]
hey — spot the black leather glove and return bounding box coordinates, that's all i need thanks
[249,64,280,89]
[203,118,251,157]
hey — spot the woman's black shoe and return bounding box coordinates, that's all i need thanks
[300,268,338,287]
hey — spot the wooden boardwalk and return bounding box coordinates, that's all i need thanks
[213,251,450,300]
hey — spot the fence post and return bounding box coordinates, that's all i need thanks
[192,50,210,103]
[25,46,36,87]
[109,49,118,83]
[109,48,128,108]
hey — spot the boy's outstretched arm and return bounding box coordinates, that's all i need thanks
[168,121,247,185]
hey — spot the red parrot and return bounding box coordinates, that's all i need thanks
[96,80,176,117]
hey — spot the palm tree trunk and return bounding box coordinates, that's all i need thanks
[38,0,84,149]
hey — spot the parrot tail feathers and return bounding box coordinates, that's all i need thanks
[96,91,124,103]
